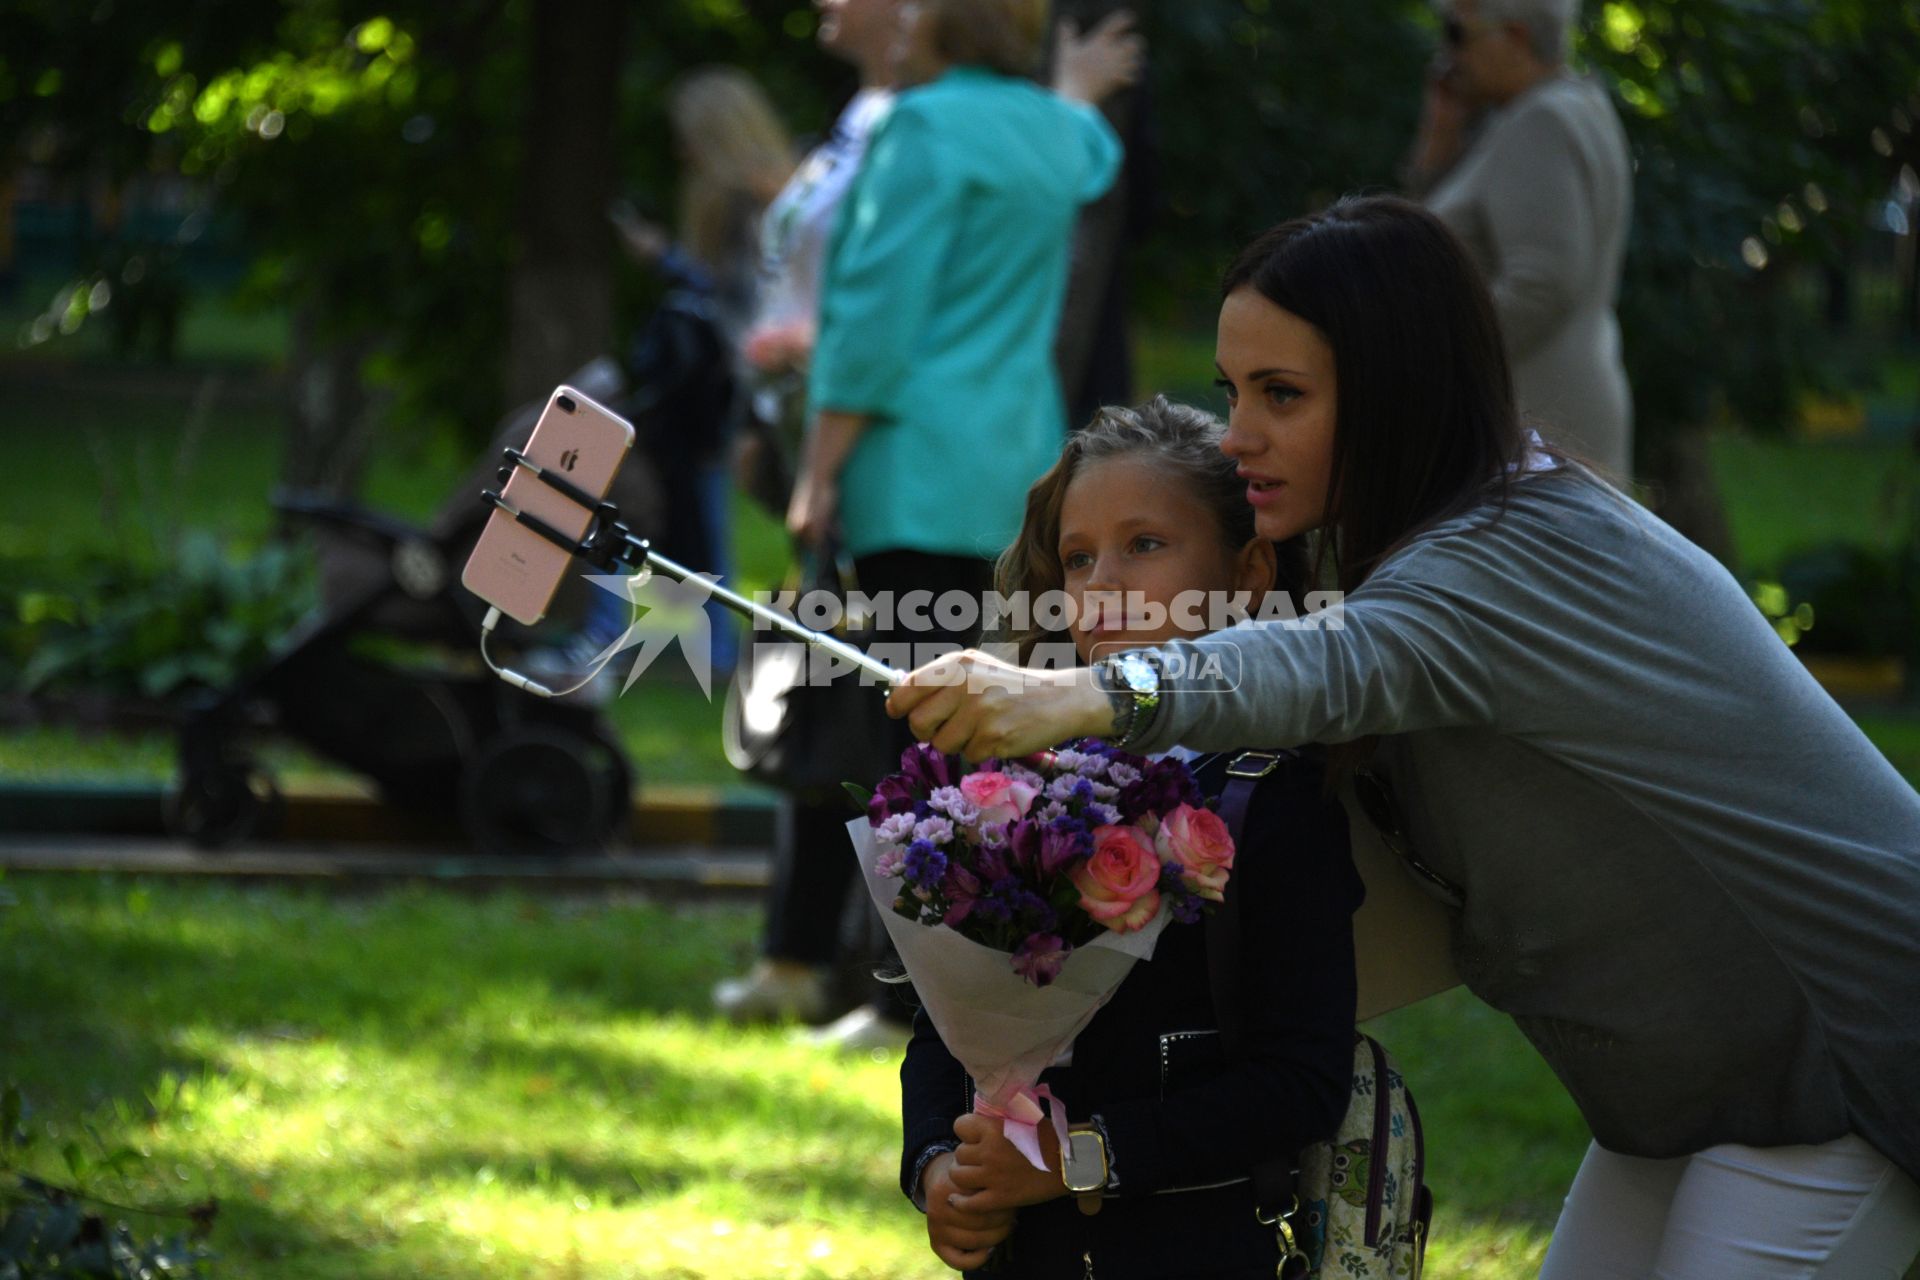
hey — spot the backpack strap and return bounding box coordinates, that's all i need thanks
[1204,750,1309,1257]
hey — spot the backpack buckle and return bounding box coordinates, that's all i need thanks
[1256,1195,1310,1278]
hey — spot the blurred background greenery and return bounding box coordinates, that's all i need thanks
[3,1,1919,1276]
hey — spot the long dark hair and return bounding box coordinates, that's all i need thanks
[1222,195,1548,591]
[994,396,1308,663]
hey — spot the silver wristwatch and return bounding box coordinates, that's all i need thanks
[1099,650,1162,750]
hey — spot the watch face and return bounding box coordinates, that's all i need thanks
[1116,652,1157,695]
[1064,1130,1106,1192]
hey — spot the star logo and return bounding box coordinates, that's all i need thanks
[582,566,719,697]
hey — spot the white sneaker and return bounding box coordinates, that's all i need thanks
[711,961,831,1025]
[801,1005,910,1054]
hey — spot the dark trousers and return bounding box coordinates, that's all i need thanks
[761,549,996,1011]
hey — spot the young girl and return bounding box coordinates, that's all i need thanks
[898,397,1364,1278]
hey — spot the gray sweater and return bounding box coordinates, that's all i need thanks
[1426,75,1634,476]
[1136,471,1920,1180]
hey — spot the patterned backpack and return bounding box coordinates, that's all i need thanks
[1209,751,1433,1280]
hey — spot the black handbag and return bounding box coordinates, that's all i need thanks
[720,545,902,798]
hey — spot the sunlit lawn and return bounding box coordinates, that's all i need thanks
[1,314,1912,1276]
[1,874,1579,1278]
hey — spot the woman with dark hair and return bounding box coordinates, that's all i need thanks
[887,196,1920,1275]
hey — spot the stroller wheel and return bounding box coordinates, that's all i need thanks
[462,726,617,856]
[588,730,635,846]
[168,762,283,850]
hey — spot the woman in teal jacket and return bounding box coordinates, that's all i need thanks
[787,0,1123,569]
[781,0,1123,1045]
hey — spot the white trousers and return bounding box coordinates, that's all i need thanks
[1538,1135,1920,1280]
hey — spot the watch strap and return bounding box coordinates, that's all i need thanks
[1096,657,1137,745]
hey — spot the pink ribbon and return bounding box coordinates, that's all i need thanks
[975,1083,1070,1173]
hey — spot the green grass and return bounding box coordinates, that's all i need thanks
[0,376,473,564]
[0,874,1579,1278]
[1710,433,1917,577]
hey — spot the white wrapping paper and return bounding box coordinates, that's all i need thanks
[848,817,1171,1109]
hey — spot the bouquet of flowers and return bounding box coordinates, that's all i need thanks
[846,740,1236,1169]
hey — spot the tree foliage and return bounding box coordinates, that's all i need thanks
[1580,0,1920,440]
[5,0,1917,468]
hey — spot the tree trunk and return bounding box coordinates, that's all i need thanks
[503,0,629,411]
[282,302,376,500]
[1641,420,1739,570]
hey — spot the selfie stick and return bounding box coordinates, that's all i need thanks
[477,448,903,692]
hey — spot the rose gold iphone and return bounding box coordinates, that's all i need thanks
[460,385,635,626]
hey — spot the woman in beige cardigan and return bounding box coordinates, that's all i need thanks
[1409,0,1634,478]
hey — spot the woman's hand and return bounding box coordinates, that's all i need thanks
[885,650,1118,761]
[921,1150,1017,1272]
[784,464,838,550]
[1409,55,1470,184]
[787,410,866,550]
[1053,10,1146,106]
[946,1112,1066,1214]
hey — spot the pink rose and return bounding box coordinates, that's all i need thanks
[960,771,1039,830]
[1071,825,1163,933]
[1154,803,1235,902]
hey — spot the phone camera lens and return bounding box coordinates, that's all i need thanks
[557,395,577,414]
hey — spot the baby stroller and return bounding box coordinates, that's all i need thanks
[169,359,666,856]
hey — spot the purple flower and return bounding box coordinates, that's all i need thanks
[899,743,960,792]
[904,839,947,888]
[1010,817,1086,878]
[1106,761,1142,787]
[1013,934,1072,987]
[874,847,906,878]
[875,812,916,845]
[942,864,983,925]
[1116,757,1202,822]
[975,840,1014,884]
[927,786,981,827]
[867,774,920,825]
[1056,777,1096,808]
[1170,894,1203,924]
[1088,802,1122,826]
[912,815,956,846]
[1037,800,1068,823]
[1039,819,1092,877]
[1012,888,1056,930]
[1008,819,1041,873]
[973,878,1018,923]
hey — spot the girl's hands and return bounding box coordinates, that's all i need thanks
[885,650,1118,762]
[947,1112,1068,1213]
[921,1150,1016,1272]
